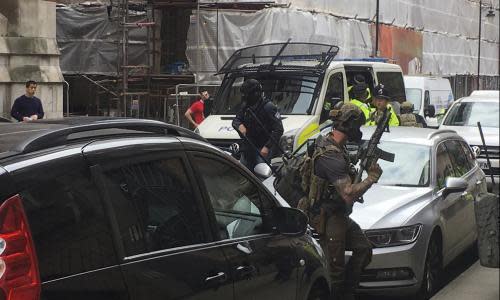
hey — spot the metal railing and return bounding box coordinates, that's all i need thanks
[165,83,220,127]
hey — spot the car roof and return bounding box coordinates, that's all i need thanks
[360,126,458,146]
[469,90,499,98]
[0,117,206,159]
[457,95,500,103]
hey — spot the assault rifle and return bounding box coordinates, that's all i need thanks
[354,108,395,203]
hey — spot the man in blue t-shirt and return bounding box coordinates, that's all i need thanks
[11,80,44,122]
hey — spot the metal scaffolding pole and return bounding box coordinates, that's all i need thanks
[122,0,129,116]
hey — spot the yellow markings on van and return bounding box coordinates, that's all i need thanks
[297,123,320,146]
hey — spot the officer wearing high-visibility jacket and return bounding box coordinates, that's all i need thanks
[367,84,400,126]
[348,75,372,121]
[347,74,371,102]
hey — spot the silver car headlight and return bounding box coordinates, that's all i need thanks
[365,224,422,248]
[279,130,296,153]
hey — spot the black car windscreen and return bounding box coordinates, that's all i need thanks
[214,74,320,115]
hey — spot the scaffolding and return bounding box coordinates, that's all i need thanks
[61,1,278,126]
[115,0,154,117]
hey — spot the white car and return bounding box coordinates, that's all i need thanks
[440,90,499,193]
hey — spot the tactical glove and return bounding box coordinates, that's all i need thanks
[367,163,383,183]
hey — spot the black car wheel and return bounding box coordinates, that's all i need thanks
[417,237,442,299]
[307,284,330,300]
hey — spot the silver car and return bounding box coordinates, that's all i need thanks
[263,126,487,299]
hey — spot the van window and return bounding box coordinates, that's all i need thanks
[377,72,406,102]
[101,157,206,256]
[214,74,320,115]
[405,88,422,112]
[22,171,117,281]
[321,72,344,123]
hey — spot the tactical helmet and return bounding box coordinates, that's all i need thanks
[373,84,390,100]
[240,79,262,97]
[240,79,263,106]
[401,101,414,113]
[329,102,366,142]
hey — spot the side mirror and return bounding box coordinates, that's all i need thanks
[325,97,342,109]
[254,163,272,179]
[424,105,436,118]
[443,177,468,198]
[273,207,308,236]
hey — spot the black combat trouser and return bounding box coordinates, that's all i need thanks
[320,211,373,298]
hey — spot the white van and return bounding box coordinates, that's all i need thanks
[403,76,454,127]
[196,42,406,153]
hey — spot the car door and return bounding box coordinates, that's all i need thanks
[445,140,481,248]
[189,152,299,300]
[7,149,127,300]
[435,142,464,258]
[85,139,234,300]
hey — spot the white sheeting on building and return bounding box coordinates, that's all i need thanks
[187,8,373,83]
[191,1,499,83]
[201,0,499,42]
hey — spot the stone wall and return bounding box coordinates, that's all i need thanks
[0,0,64,120]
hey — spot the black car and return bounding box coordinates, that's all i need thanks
[0,118,330,300]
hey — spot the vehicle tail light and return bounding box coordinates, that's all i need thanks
[0,195,40,300]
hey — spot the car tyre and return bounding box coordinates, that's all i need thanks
[416,237,442,300]
[307,285,330,300]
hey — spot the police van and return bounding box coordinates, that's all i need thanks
[403,75,454,128]
[196,42,406,153]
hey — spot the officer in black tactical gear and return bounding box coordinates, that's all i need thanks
[232,79,284,172]
[311,103,382,300]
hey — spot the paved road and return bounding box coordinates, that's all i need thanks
[358,245,499,300]
[432,261,499,300]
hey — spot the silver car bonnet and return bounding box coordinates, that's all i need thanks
[350,184,433,230]
[439,125,499,146]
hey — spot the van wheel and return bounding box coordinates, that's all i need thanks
[417,237,442,300]
[307,285,329,300]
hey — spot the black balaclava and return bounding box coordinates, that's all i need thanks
[336,114,366,144]
[240,79,263,107]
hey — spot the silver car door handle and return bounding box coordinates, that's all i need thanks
[204,272,227,284]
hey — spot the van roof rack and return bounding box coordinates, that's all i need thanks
[427,129,456,139]
[333,57,389,63]
[217,41,339,75]
[0,117,206,159]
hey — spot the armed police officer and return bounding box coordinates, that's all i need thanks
[232,79,284,173]
[309,103,382,300]
[399,101,427,127]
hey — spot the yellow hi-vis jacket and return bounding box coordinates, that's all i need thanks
[366,104,400,126]
[349,98,371,121]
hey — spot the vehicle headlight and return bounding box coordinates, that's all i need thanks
[365,224,422,248]
[279,131,296,153]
